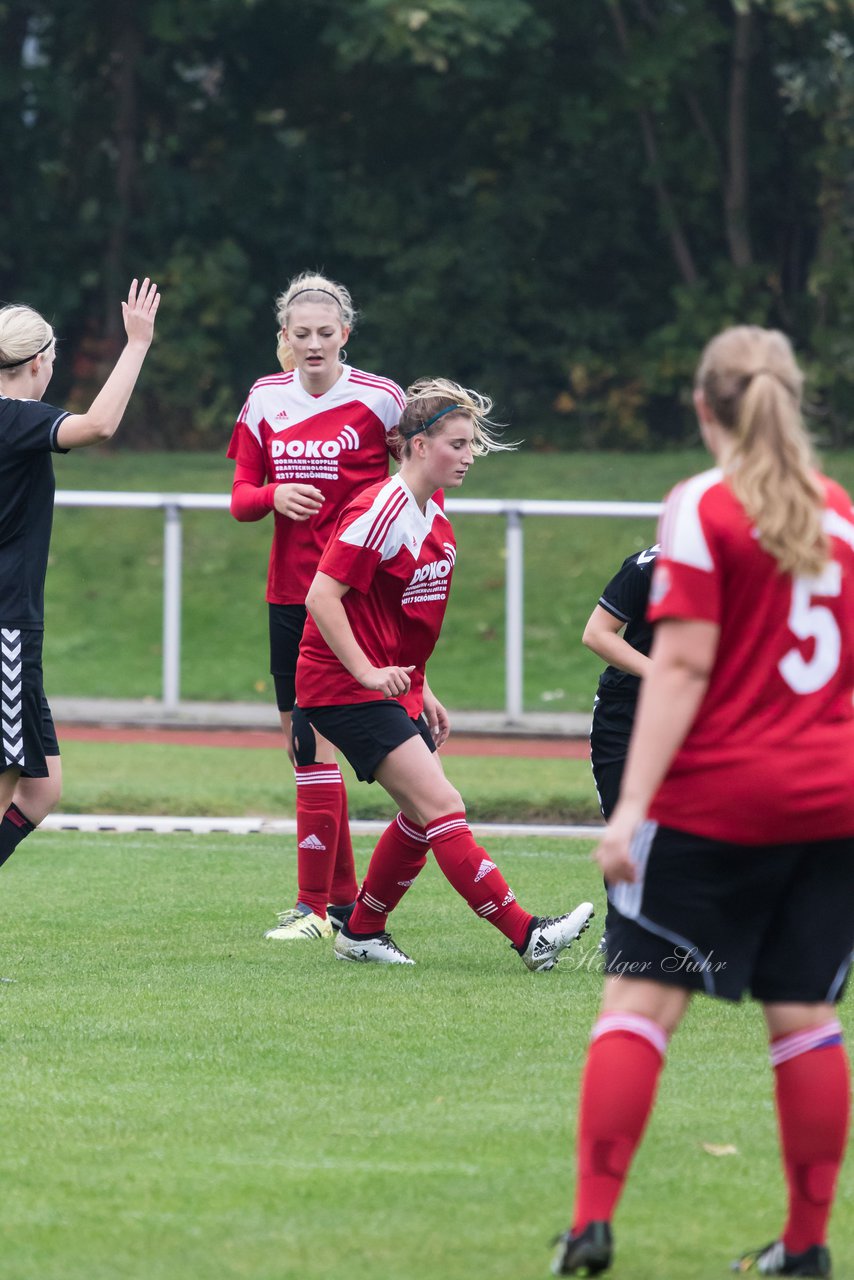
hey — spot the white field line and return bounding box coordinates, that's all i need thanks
[41,814,603,840]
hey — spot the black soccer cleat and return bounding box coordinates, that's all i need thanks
[731,1239,832,1276]
[326,900,356,933]
[551,1221,613,1276]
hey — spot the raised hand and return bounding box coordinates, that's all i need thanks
[121,277,160,348]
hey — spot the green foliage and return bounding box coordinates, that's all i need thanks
[779,28,854,440]
[132,238,266,447]
[2,0,854,445]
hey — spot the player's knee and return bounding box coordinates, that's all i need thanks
[445,785,464,813]
[15,770,61,824]
[291,706,318,767]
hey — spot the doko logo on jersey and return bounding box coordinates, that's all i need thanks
[402,543,456,606]
[270,424,360,460]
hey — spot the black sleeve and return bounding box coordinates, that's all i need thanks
[1,400,70,454]
[598,548,658,625]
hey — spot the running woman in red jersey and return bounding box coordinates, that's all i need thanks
[294,378,594,969]
[228,273,405,943]
[0,280,159,872]
[553,327,854,1278]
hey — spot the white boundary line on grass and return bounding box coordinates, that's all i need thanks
[42,814,604,840]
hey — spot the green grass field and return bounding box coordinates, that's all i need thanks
[1,830,850,1280]
[56,738,602,825]
[46,448,854,713]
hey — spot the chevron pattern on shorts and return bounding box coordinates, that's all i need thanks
[1,628,24,767]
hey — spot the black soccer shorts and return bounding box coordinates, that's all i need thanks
[605,822,854,1004]
[298,700,436,783]
[268,603,308,711]
[0,627,58,778]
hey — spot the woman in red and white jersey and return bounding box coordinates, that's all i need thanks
[294,378,594,970]
[227,272,405,943]
[553,328,854,1278]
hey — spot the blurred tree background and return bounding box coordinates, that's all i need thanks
[1,0,852,449]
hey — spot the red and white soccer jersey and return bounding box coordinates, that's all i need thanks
[296,475,456,717]
[227,366,405,604]
[648,467,854,844]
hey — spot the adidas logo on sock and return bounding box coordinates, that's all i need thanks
[397,879,416,887]
[299,833,327,850]
[474,858,497,882]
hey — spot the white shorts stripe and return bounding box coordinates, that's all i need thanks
[1,628,24,768]
[610,819,656,919]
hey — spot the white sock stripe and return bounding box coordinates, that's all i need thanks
[591,1012,669,1058]
[362,892,387,912]
[395,813,428,843]
[294,772,343,785]
[476,901,497,916]
[425,817,470,841]
[770,1020,844,1067]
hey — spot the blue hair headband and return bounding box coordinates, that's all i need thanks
[400,403,466,440]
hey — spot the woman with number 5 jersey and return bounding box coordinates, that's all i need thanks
[553,326,854,1279]
[294,377,594,969]
[228,273,405,944]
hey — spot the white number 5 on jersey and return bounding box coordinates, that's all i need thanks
[779,562,842,694]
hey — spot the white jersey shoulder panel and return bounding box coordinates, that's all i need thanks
[340,477,435,563]
[659,468,721,572]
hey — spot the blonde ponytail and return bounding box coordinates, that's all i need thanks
[696,327,828,577]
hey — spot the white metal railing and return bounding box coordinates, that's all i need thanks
[55,491,662,721]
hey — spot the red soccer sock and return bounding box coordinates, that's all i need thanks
[293,764,342,918]
[423,811,533,947]
[572,1013,668,1232]
[328,771,358,908]
[771,1021,850,1254]
[348,813,429,935]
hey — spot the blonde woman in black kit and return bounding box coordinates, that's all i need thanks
[0,279,159,873]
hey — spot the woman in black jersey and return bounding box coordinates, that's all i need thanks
[582,544,660,820]
[582,545,659,946]
[0,278,159,872]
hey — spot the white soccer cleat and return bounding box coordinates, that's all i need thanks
[264,906,333,941]
[520,902,595,972]
[333,930,415,965]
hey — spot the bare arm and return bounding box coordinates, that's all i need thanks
[582,604,654,679]
[305,571,415,698]
[56,279,160,450]
[596,617,719,883]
